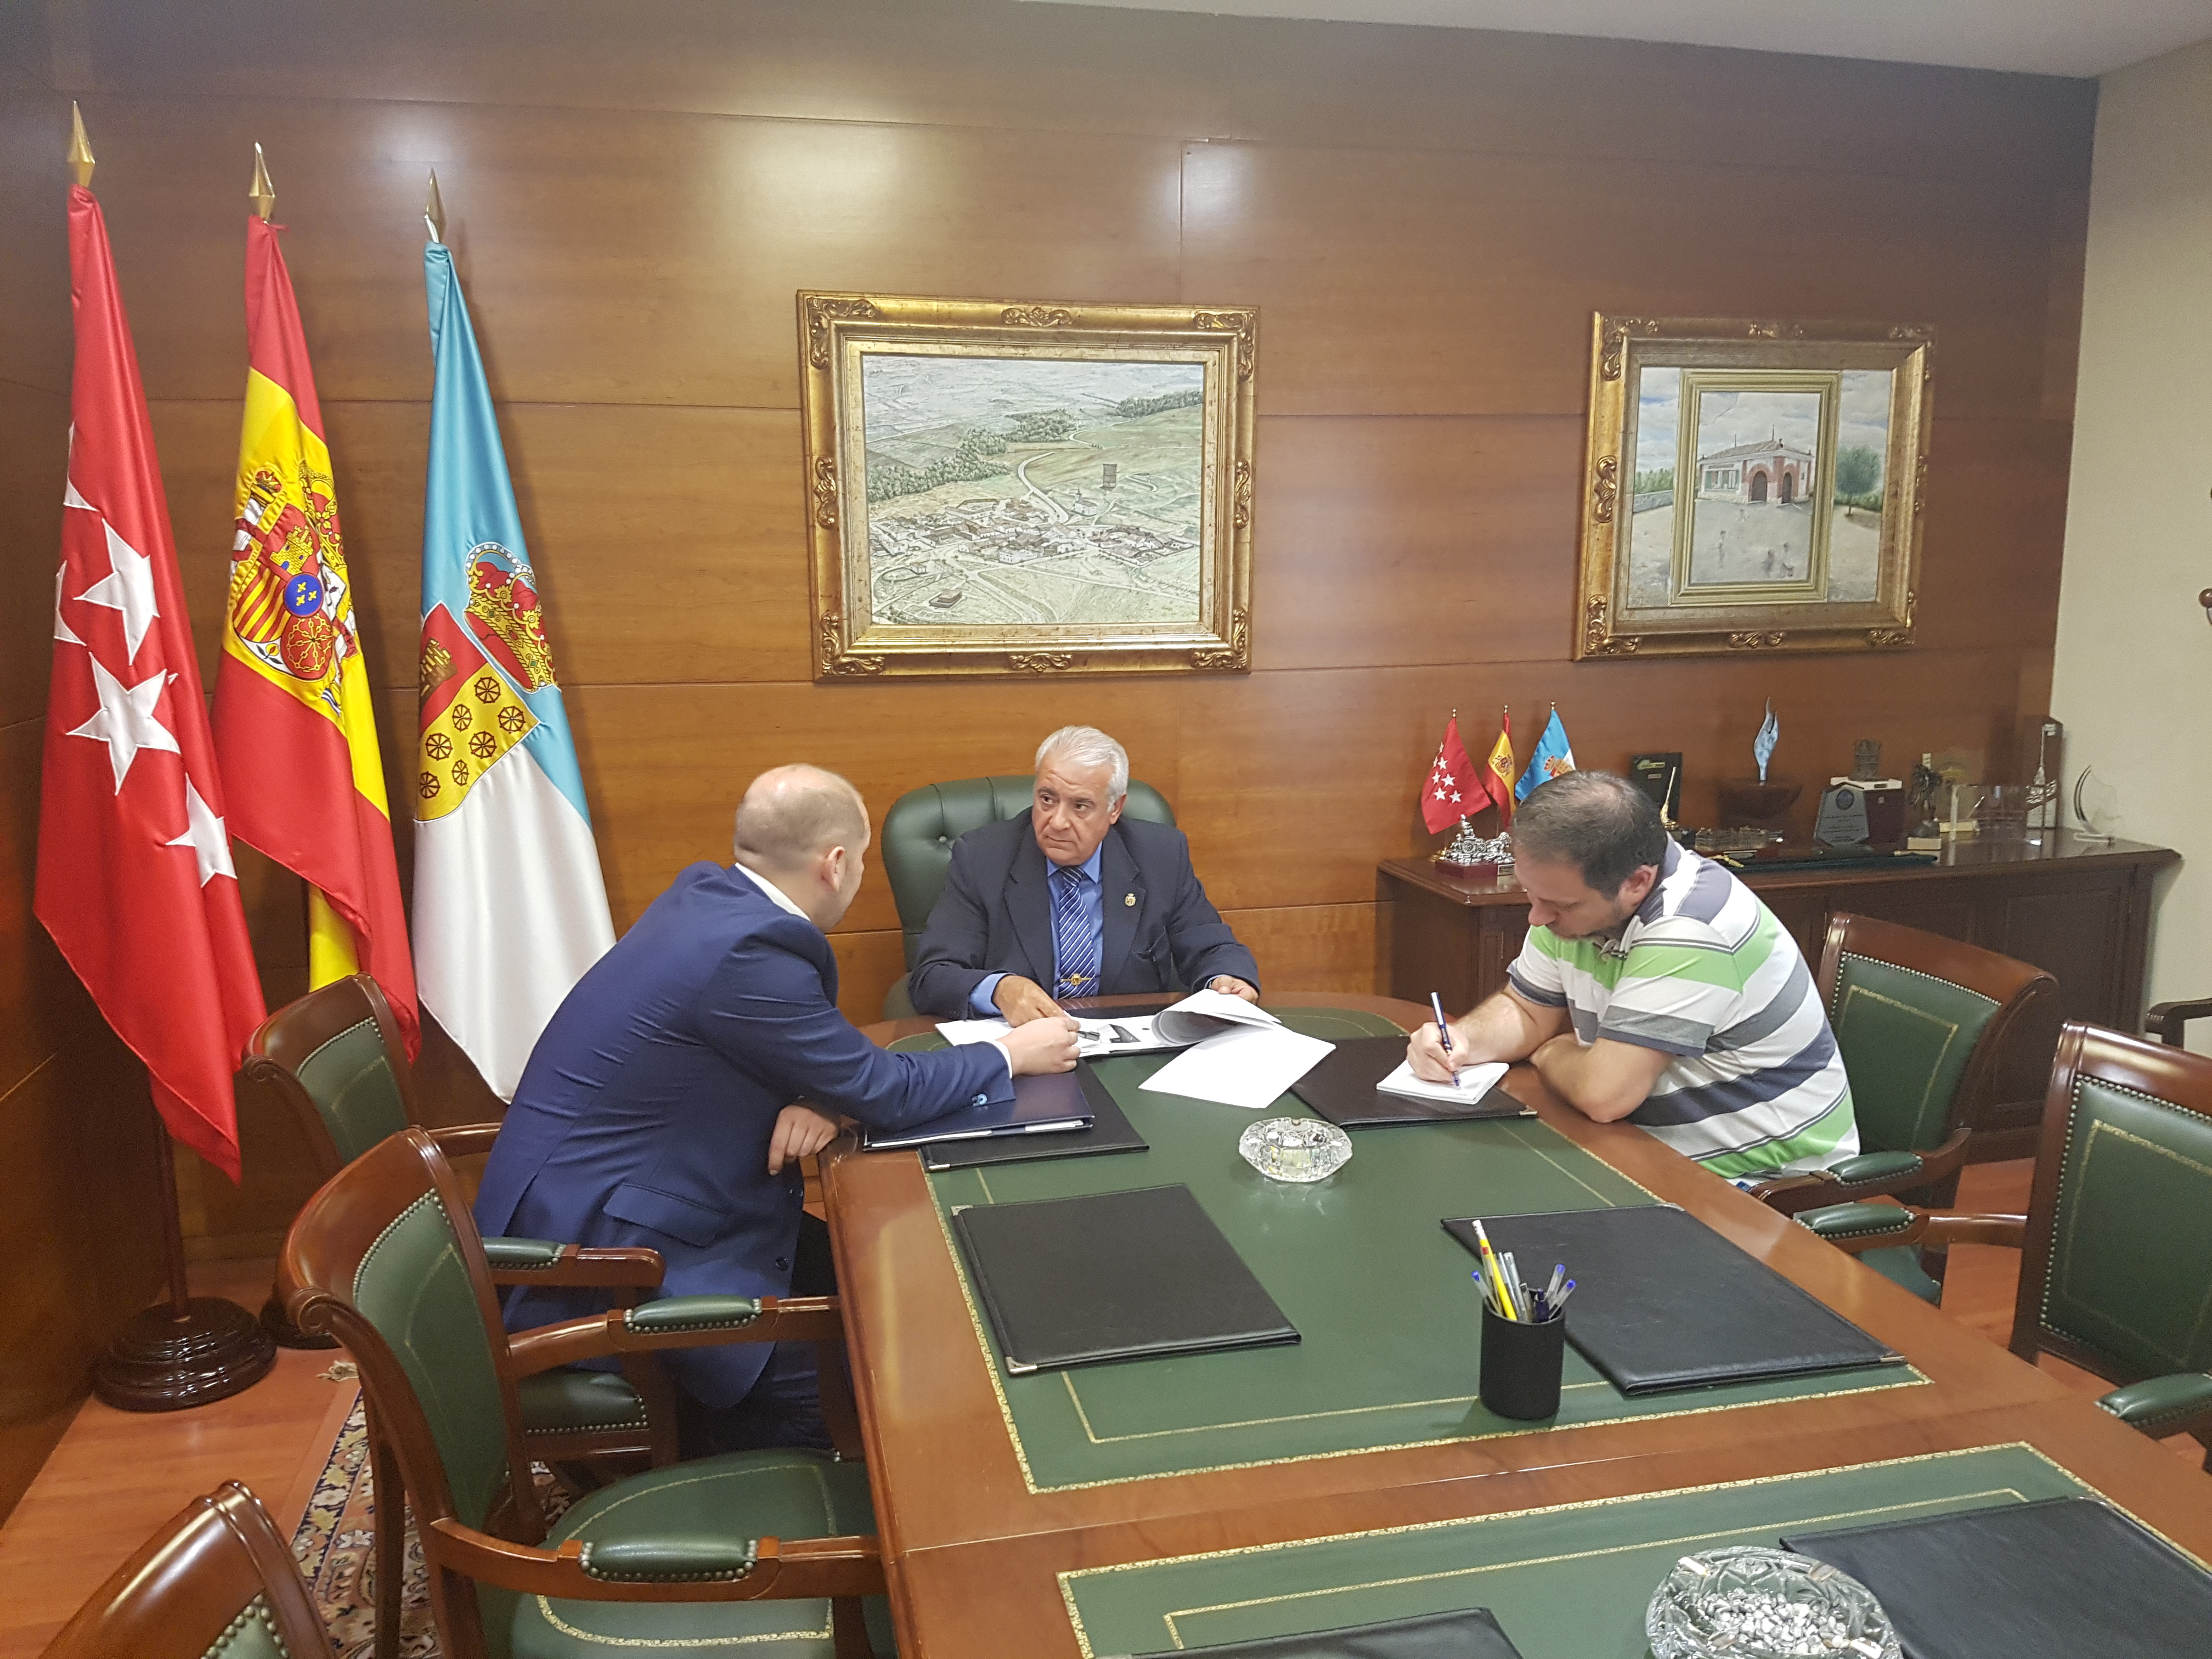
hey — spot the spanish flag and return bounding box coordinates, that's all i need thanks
[211,215,419,1054]
[1482,709,1517,827]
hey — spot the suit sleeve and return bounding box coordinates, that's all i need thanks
[907,832,996,1016]
[695,925,1013,1128]
[1161,837,1261,994]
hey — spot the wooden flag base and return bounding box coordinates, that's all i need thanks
[92,1102,276,1412]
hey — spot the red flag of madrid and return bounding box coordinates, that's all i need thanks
[1420,714,1481,834]
[36,184,267,1182]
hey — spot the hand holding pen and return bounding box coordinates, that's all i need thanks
[1429,991,1463,1088]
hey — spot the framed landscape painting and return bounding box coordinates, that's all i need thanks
[1574,314,1931,659]
[799,293,1256,679]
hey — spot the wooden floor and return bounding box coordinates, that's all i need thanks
[0,1162,2200,1655]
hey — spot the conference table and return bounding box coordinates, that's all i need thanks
[822,994,2212,1656]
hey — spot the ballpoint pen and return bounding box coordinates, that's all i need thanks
[1471,1218,1517,1320]
[1429,990,1463,1088]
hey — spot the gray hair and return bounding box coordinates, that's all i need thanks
[1035,725,1128,802]
[732,764,868,869]
[1511,770,1667,895]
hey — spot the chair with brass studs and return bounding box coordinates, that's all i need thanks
[1802,1022,2212,1471]
[246,974,679,1659]
[1745,914,2055,1255]
[40,1481,331,1659]
[877,773,1178,1018]
[281,1127,884,1659]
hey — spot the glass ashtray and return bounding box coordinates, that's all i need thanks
[1647,1546,1899,1658]
[1237,1117,1352,1183]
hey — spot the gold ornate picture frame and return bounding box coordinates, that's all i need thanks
[1575,314,1930,659]
[799,292,1256,680]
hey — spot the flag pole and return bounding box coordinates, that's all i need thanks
[63,108,274,1410]
[425,168,444,242]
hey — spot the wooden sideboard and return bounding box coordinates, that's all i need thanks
[1379,834,2180,1159]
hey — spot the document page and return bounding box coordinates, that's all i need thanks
[935,1015,1180,1056]
[1139,1023,1335,1110]
[1376,1058,1509,1103]
[1150,989,1284,1046]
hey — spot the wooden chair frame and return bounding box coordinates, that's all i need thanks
[41,1482,330,1659]
[1750,912,2054,1216]
[282,1128,878,1659]
[1821,1022,2212,1469]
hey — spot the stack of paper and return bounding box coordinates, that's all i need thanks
[934,1014,1176,1056]
[1376,1058,1510,1103]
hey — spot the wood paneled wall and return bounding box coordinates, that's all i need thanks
[0,0,2091,1511]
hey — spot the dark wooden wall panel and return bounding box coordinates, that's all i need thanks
[0,1,2091,1475]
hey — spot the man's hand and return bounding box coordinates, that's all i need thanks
[1003,1014,1081,1075]
[1406,1019,1468,1082]
[992,974,1063,1026]
[1207,975,1259,1002]
[768,1104,841,1174]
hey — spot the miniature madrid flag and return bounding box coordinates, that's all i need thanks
[40,180,266,1180]
[1421,714,1481,834]
[1482,710,1517,826]
[414,235,614,1099]
[212,216,420,1055]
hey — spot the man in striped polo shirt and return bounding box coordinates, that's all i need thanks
[1409,770,1857,1177]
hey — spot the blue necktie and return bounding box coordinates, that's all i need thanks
[1051,864,1099,1000]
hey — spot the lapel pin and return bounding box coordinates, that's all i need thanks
[1124,893,1136,906]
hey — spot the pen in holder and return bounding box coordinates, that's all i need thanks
[1479,1299,1566,1420]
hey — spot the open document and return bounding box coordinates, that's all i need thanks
[935,988,1292,1060]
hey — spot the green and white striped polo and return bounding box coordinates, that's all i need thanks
[1507,843,1858,1177]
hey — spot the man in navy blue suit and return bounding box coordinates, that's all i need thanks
[475,764,1079,1454]
[909,726,1260,1023]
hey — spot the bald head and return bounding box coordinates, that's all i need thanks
[732,764,868,876]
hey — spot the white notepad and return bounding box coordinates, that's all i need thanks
[1375,1058,1510,1103]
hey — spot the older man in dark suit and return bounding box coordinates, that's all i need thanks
[909,726,1260,1023]
[473,764,1078,1454]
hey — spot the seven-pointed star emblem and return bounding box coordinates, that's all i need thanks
[67,654,180,792]
[165,777,236,886]
[73,518,162,663]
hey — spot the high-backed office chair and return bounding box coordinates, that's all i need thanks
[876,772,1177,1017]
[246,975,679,1659]
[1802,1022,2212,1470]
[281,1127,884,1659]
[1747,913,2054,1218]
[40,1481,331,1659]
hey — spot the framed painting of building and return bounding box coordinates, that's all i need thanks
[1573,314,1931,659]
[799,292,1256,680]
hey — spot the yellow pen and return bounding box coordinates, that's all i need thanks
[1472,1218,1517,1321]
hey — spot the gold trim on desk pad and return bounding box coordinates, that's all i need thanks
[1058,1442,2201,1657]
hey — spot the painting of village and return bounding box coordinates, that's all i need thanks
[857,353,1208,630]
[1625,366,1894,608]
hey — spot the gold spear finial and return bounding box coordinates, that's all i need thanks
[67,102,94,189]
[249,143,275,221]
[425,169,445,243]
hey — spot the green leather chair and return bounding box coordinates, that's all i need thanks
[282,1127,887,1659]
[1803,1021,2212,1470]
[41,1481,331,1659]
[1748,912,2054,1223]
[876,772,1177,1018]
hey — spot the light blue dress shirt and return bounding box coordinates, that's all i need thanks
[969,842,1104,1014]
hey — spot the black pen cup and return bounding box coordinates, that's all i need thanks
[1479,1302,1566,1420]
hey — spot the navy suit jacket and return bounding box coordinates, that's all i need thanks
[473,861,1011,1407]
[908,814,1260,1017]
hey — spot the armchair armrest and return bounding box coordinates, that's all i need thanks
[1747,1130,1973,1216]
[506,1295,844,1377]
[2095,1373,2212,1438]
[1796,1202,1927,1252]
[428,1123,503,1160]
[1916,1211,2027,1251]
[2146,998,2212,1047]
[483,1238,666,1291]
[1824,1150,1926,1186]
[422,1518,882,1601]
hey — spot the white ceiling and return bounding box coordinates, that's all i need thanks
[1027,0,2212,77]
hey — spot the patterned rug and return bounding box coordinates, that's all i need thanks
[291,1369,572,1658]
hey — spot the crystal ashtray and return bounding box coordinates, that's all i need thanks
[1237,1117,1352,1183]
[1646,1546,1899,1659]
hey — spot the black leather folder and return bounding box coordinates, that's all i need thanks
[951,1183,1297,1373]
[1290,1036,1531,1126]
[1114,1607,1523,1658]
[1442,1206,1897,1394]
[860,1066,1091,1152]
[1784,1496,2212,1659]
[923,1064,1146,1169]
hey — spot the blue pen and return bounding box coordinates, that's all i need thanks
[1429,990,1463,1088]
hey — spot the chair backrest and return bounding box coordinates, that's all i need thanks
[281,1128,532,1553]
[41,1482,330,1659]
[244,974,416,1175]
[879,773,1177,968]
[2014,1023,2212,1387]
[1818,913,2055,1155]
